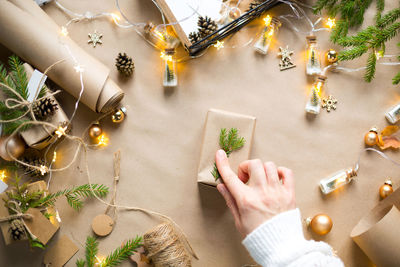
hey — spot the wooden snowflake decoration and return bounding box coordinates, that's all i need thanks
[322,95,337,112]
[88,30,103,47]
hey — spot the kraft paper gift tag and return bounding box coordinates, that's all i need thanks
[24,208,59,245]
[0,0,124,113]
[351,188,400,267]
[44,235,79,267]
[197,108,256,187]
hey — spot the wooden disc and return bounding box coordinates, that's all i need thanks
[91,214,114,237]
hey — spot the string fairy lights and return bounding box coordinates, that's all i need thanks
[0,170,7,194]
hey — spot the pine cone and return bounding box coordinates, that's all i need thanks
[9,219,26,241]
[22,157,46,178]
[115,53,134,76]
[197,16,218,38]
[248,0,264,11]
[32,98,58,120]
[188,32,201,44]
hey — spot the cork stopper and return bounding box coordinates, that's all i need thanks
[165,48,175,55]
[346,168,357,179]
[306,35,317,43]
[316,74,327,82]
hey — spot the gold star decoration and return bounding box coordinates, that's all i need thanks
[322,95,337,112]
[278,46,296,71]
[88,30,103,47]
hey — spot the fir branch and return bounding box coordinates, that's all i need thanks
[103,236,143,267]
[338,45,369,61]
[8,55,28,100]
[365,52,377,82]
[85,236,98,267]
[211,128,246,181]
[76,259,86,267]
[376,0,385,22]
[393,71,400,84]
[377,8,400,28]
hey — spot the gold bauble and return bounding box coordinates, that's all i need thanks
[0,135,26,161]
[379,179,393,199]
[88,124,103,139]
[111,107,126,123]
[307,214,333,235]
[364,128,378,146]
[326,49,338,63]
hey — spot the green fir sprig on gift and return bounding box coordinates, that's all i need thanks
[211,128,245,181]
[0,55,46,135]
[76,236,143,267]
[313,1,400,84]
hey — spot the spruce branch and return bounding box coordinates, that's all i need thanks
[377,8,400,28]
[8,55,28,100]
[338,45,369,61]
[76,259,86,267]
[393,71,400,84]
[103,236,143,267]
[85,236,98,267]
[365,52,377,82]
[211,128,245,181]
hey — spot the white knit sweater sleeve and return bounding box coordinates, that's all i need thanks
[242,209,344,267]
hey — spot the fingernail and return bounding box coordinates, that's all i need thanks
[217,149,226,159]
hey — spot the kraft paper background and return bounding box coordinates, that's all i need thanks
[0,0,399,266]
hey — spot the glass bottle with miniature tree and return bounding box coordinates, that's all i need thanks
[319,167,357,194]
[254,16,281,55]
[305,35,321,75]
[162,48,177,87]
[144,23,179,50]
[385,103,400,124]
[305,75,326,114]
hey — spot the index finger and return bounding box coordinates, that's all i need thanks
[215,150,245,198]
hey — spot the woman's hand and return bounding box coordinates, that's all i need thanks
[215,149,296,236]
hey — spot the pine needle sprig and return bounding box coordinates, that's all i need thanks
[8,55,29,100]
[103,236,143,267]
[76,259,86,267]
[85,236,98,267]
[211,128,245,181]
[377,8,400,28]
[365,52,377,82]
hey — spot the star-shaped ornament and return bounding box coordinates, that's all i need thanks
[322,95,337,112]
[278,46,296,71]
[88,30,103,47]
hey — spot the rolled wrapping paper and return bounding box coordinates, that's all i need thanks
[0,0,124,113]
[351,188,400,267]
[197,109,256,187]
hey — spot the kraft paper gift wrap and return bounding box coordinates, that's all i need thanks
[0,0,124,113]
[197,109,256,187]
[19,63,70,150]
[351,188,400,267]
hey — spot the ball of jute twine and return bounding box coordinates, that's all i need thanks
[144,221,192,267]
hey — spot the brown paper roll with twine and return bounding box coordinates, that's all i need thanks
[143,222,192,267]
[351,187,400,267]
[0,0,124,113]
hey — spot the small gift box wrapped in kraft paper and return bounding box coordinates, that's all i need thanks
[197,109,256,187]
[0,0,124,113]
[0,181,60,246]
[19,63,69,150]
[351,188,400,267]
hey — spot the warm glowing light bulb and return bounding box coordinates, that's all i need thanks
[74,64,84,73]
[61,26,69,36]
[39,165,49,176]
[326,18,336,29]
[0,170,6,182]
[160,51,172,61]
[375,50,384,60]
[52,152,57,163]
[95,255,106,266]
[97,134,109,146]
[55,126,67,138]
[213,41,224,50]
[263,15,272,26]
[319,167,357,194]
[111,13,120,23]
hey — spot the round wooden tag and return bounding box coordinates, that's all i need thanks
[91,214,114,237]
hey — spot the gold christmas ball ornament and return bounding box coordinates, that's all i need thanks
[306,214,333,235]
[111,107,127,123]
[364,127,379,146]
[88,124,103,139]
[379,179,393,199]
[0,135,26,161]
[326,49,338,63]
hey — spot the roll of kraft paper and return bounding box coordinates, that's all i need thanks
[0,0,124,113]
[351,187,400,267]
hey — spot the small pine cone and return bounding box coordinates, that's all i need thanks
[197,16,218,38]
[115,53,134,76]
[32,98,58,120]
[248,0,264,11]
[188,32,201,44]
[9,219,26,241]
[22,157,46,178]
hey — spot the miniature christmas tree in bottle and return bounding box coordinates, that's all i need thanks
[385,103,400,124]
[306,35,321,75]
[305,75,326,114]
[319,167,357,194]
[162,48,177,87]
[254,16,281,55]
